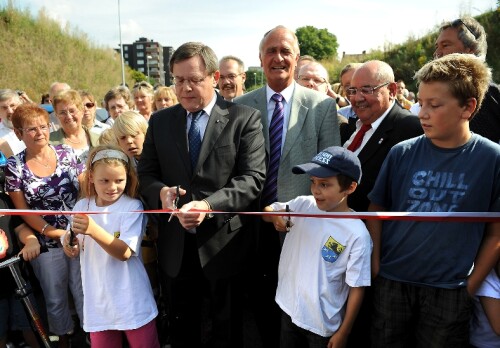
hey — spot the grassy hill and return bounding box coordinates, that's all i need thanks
[0,4,136,104]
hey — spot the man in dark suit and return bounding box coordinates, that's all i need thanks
[342,60,423,348]
[235,25,339,348]
[343,60,423,212]
[138,42,266,348]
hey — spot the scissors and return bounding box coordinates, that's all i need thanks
[285,204,292,232]
[168,185,180,222]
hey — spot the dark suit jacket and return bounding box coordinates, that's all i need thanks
[138,95,266,279]
[470,82,500,143]
[347,103,423,212]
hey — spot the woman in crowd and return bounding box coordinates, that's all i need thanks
[5,104,84,348]
[132,81,154,120]
[51,89,99,164]
[79,90,110,135]
[153,86,178,111]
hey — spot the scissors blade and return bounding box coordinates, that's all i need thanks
[168,185,180,222]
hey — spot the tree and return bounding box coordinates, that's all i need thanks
[295,26,339,61]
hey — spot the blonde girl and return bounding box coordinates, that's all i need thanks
[64,145,159,348]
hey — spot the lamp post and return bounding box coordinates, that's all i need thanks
[118,0,125,86]
[254,72,257,88]
[146,55,152,81]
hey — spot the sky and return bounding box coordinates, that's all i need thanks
[7,0,498,69]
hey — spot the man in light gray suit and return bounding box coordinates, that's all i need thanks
[235,25,339,348]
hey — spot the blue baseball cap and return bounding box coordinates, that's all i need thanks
[292,146,362,183]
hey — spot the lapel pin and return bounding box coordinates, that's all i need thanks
[378,138,384,144]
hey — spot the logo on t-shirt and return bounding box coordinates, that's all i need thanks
[113,231,120,239]
[321,236,345,263]
[407,171,468,212]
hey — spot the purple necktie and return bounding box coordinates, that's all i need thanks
[261,93,284,206]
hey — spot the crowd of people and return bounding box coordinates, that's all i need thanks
[0,16,499,348]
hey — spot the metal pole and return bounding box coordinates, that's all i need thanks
[0,256,53,348]
[118,0,126,86]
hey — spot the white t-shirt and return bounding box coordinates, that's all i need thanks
[0,122,26,155]
[470,269,500,348]
[73,195,158,332]
[272,196,372,337]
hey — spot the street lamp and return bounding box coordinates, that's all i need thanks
[118,0,125,86]
[147,55,152,81]
[254,72,257,88]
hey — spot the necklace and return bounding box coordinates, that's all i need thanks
[65,135,82,144]
[31,156,50,168]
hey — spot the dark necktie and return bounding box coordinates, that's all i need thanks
[261,93,284,206]
[347,123,372,152]
[188,110,203,169]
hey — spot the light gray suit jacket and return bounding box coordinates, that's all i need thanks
[235,82,340,202]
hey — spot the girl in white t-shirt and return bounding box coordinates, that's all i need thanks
[63,145,159,348]
[470,259,500,348]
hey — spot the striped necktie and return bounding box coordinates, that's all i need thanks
[261,93,284,206]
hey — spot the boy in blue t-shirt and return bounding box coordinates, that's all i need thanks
[264,146,372,348]
[368,54,500,347]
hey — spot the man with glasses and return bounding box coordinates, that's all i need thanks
[235,25,339,348]
[138,42,266,348]
[298,62,351,108]
[433,16,500,143]
[0,89,26,157]
[218,55,246,101]
[297,61,329,93]
[343,60,422,348]
[344,61,422,212]
[103,86,134,125]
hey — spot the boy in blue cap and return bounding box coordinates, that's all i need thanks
[263,146,372,348]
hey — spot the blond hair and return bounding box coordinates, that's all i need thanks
[414,53,491,118]
[81,145,138,199]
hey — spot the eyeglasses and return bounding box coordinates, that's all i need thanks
[84,102,95,109]
[19,124,50,135]
[298,76,327,86]
[452,19,478,40]
[346,82,390,97]
[57,108,79,117]
[220,73,242,81]
[173,75,209,87]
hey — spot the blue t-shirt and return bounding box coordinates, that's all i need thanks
[368,134,500,288]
